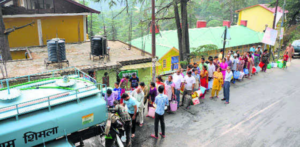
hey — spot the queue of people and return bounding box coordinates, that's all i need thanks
[104,45,277,146]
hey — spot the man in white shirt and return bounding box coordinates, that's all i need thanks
[181,71,196,108]
[130,87,145,126]
[221,67,233,104]
[207,58,216,82]
[172,69,184,108]
[231,54,239,84]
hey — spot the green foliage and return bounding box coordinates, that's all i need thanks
[179,60,189,65]
[270,0,300,26]
[207,20,222,27]
[84,0,278,42]
[287,25,300,44]
[190,44,218,59]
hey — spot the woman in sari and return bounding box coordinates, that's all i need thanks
[200,65,209,99]
[210,67,223,98]
[219,58,228,81]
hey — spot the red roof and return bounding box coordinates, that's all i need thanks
[235,4,288,13]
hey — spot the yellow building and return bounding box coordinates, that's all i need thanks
[1,0,99,48]
[156,47,180,75]
[236,4,288,32]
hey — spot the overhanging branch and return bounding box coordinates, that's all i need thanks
[4,21,35,35]
[141,17,175,23]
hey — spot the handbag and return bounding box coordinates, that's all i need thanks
[147,107,155,118]
[192,98,200,105]
[170,100,178,112]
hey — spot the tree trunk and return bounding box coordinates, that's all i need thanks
[173,0,183,62]
[0,6,12,61]
[230,1,233,23]
[181,0,190,65]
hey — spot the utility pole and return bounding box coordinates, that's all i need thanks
[151,0,156,82]
[222,26,227,59]
[271,0,279,61]
[278,0,286,60]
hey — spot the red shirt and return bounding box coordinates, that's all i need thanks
[283,55,289,61]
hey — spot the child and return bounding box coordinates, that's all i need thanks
[283,52,289,69]
[113,82,122,102]
[150,85,169,139]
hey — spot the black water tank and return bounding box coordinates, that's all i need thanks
[91,36,103,56]
[91,36,107,56]
[47,38,66,62]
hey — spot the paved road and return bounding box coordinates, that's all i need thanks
[84,59,300,147]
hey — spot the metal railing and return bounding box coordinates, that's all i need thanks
[0,67,103,121]
[0,83,107,121]
[0,66,97,93]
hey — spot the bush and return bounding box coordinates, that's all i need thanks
[207,20,222,27]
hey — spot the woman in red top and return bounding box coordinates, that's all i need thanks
[156,76,166,94]
[200,65,209,99]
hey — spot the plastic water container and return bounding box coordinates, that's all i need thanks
[170,101,178,112]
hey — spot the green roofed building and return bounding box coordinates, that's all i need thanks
[130,25,264,75]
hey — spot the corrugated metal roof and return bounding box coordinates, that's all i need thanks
[130,25,264,59]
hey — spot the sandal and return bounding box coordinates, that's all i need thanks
[140,123,143,127]
[150,134,158,139]
[159,133,165,138]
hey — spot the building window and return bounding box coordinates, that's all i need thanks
[163,59,166,68]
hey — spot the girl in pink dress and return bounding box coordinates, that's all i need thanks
[219,58,228,81]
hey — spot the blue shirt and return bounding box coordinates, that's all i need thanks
[129,77,139,88]
[124,97,138,114]
[154,94,169,115]
[249,47,256,53]
[113,88,122,100]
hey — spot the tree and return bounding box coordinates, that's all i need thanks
[173,0,183,63]
[0,6,34,78]
[207,20,223,27]
[0,6,12,61]
[270,0,300,26]
[190,44,218,59]
[181,0,190,66]
[221,0,248,23]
